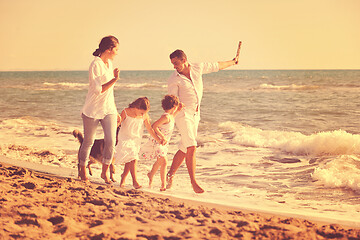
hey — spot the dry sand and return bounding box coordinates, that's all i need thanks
[0,162,359,240]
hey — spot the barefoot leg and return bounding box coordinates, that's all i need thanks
[101,163,111,184]
[87,163,93,176]
[148,158,161,188]
[185,146,204,193]
[109,163,115,182]
[120,162,130,187]
[79,165,89,181]
[166,150,185,189]
[129,160,141,189]
[167,150,185,176]
[159,156,167,191]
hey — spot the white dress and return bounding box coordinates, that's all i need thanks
[114,109,144,164]
[141,113,175,160]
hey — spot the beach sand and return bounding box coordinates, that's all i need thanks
[1,162,360,240]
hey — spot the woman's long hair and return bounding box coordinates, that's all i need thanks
[93,35,119,57]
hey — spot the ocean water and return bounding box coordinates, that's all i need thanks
[1,69,360,226]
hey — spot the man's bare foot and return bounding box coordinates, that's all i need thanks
[166,173,174,189]
[147,172,153,188]
[192,182,204,193]
[101,172,111,184]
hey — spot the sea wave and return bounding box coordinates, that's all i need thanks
[1,81,166,91]
[312,155,360,191]
[0,143,75,168]
[1,116,64,132]
[116,82,166,89]
[42,82,166,90]
[257,83,320,91]
[218,121,360,156]
[0,116,79,154]
[43,82,88,90]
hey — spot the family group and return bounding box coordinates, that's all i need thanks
[78,35,239,193]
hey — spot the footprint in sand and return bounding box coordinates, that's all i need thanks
[22,182,36,189]
[47,216,64,225]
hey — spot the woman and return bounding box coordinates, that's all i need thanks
[79,35,120,183]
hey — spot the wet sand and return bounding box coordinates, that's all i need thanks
[0,162,359,239]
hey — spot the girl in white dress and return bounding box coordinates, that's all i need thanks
[114,97,163,189]
[141,95,183,191]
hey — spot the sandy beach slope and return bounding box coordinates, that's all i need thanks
[1,163,360,240]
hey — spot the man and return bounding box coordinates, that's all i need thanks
[167,49,239,193]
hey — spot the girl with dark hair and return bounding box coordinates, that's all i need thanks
[78,35,120,183]
[114,97,163,189]
[141,95,183,191]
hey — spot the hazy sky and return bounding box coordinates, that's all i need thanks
[1,0,359,71]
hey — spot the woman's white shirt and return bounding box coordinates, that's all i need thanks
[82,57,118,119]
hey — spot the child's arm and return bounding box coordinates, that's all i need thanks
[152,114,170,144]
[173,102,184,117]
[144,113,163,144]
[118,110,126,126]
[117,112,122,127]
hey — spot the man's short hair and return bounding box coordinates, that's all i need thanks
[170,49,187,60]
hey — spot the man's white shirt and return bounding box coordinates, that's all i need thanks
[168,62,219,115]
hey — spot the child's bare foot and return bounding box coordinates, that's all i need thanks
[147,172,154,188]
[166,173,174,189]
[191,182,204,193]
[120,176,126,187]
[133,181,142,189]
[101,172,111,184]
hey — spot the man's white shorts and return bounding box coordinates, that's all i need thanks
[175,111,200,153]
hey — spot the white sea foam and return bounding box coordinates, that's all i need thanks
[6,81,163,91]
[0,117,80,170]
[0,144,75,168]
[218,121,360,156]
[258,83,320,91]
[43,82,88,90]
[116,82,166,89]
[1,116,64,133]
[312,155,360,191]
[40,82,166,91]
[0,117,79,152]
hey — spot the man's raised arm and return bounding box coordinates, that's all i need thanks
[218,41,241,70]
[218,57,238,70]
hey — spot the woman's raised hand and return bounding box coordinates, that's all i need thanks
[114,68,120,80]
